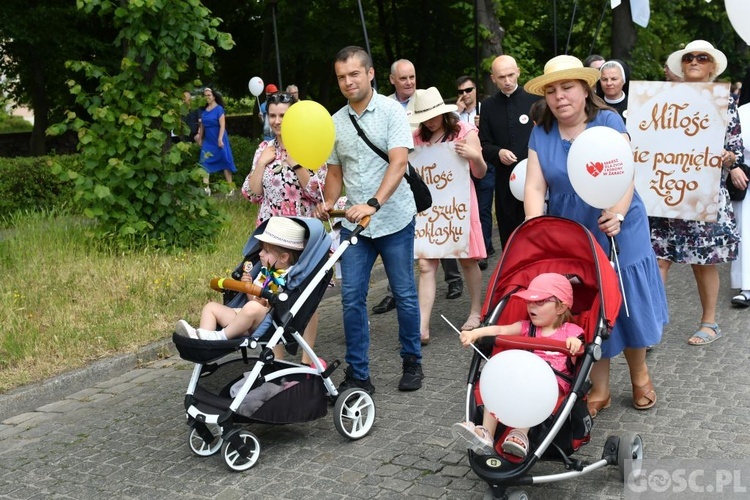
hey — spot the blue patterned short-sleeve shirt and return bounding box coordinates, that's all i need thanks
[329,92,415,238]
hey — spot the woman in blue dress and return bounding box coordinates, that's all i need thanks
[196,88,236,195]
[522,55,669,417]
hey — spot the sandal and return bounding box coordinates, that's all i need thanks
[461,313,482,331]
[687,323,722,346]
[501,429,529,458]
[632,379,657,410]
[587,395,611,418]
[451,422,494,455]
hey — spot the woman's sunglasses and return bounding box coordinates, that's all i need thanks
[457,87,475,95]
[267,92,294,104]
[681,53,713,64]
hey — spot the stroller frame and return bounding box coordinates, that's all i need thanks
[173,215,376,471]
[461,216,644,499]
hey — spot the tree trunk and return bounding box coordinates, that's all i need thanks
[477,0,504,97]
[611,1,637,61]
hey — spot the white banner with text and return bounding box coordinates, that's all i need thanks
[627,81,729,222]
[409,142,472,259]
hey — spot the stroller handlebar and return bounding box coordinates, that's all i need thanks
[209,277,274,301]
[328,210,371,230]
[493,335,584,357]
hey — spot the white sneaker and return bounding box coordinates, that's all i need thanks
[176,319,198,339]
[196,329,227,341]
[451,422,494,455]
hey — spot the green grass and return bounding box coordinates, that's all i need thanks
[0,199,258,393]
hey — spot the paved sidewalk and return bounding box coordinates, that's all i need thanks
[1,237,749,499]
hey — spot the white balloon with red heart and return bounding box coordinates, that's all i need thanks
[248,76,264,97]
[509,159,527,201]
[726,0,750,46]
[567,126,634,209]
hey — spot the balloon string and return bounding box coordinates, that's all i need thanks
[319,184,333,232]
[441,314,489,361]
[610,236,630,317]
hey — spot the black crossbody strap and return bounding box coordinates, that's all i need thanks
[349,113,390,164]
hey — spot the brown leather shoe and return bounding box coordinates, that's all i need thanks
[587,395,611,418]
[632,380,657,410]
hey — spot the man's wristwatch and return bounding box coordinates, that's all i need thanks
[367,197,381,212]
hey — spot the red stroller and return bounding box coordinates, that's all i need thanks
[459,216,643,499]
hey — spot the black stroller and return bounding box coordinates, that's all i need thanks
[459,216,644,499]
[172,216,375,471]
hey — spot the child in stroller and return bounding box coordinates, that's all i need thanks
[172,214,376,471]
[452,273,583,458]
[455,216,644,499]
[176,217,308,345]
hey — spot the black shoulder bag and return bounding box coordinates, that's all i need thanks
[348,114,432,213]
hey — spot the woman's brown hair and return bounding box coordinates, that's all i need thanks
[417,112,461,143]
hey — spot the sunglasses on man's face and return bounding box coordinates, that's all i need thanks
[457,87,475,95]
[267,93,294,104]
[681,53,713,64]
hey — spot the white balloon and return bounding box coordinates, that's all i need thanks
[479,349,559,428]
[248,76,264,97]
[509,159,528,201]
[726,0,750,45]
[567,126,634,209]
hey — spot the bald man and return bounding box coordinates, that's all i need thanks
[478,55,539,253]
[388,59,417,124]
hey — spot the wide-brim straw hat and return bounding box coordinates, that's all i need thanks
[255,217,306,250]
[666,40,727,79]
[408,87,458,124]
[524,55,600,96]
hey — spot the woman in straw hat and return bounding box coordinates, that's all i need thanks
[652,40,745,342]
[409,87,487,343]
[523,55,668,417]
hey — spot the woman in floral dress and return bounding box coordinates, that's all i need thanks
[242,93,327,227]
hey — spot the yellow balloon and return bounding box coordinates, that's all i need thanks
[280,100,335,170]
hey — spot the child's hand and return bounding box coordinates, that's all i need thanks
[459,330,476,347]
[240,272,252,283]
[566,336,583,355]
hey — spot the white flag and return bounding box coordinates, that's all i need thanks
[630,0,650,27]
[611,0,650,28]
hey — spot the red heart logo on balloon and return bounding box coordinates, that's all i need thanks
[510,173,517,181]
[586,161,603,178]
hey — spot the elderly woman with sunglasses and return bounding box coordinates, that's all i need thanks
[650,40,745,346]
[242,92,328,227]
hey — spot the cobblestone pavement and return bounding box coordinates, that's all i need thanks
[1,233,749,499]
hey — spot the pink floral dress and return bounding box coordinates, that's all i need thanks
[242,138,327,227]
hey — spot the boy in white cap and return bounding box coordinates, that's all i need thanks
[176,217,305,341]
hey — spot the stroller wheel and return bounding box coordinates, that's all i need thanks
[333,388,376,440]
[221,430,261,472]
[188,423,223,457]
[483,486,529,500]
[617,432,644,482]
